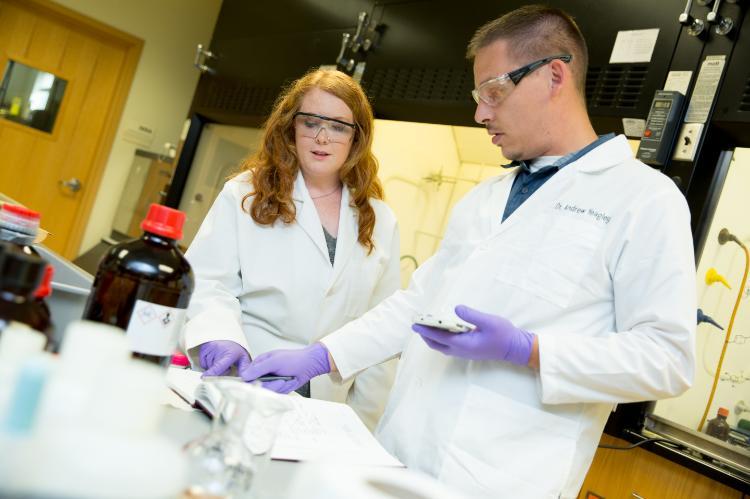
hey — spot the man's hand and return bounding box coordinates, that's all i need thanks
[412,305,535,366]
[199,340,251,377]
[238,343,331,393]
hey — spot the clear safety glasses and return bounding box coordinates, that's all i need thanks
[471,54,572,107]
[293,112,357,143]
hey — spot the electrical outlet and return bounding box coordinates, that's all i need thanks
[672,123,704,162]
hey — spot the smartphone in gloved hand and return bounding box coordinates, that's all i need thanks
[413,313,473,333]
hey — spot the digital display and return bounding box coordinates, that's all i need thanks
[653,100,671,109]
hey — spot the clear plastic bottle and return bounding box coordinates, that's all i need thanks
[82,204,194,367]
[12,321,187,498]
[706,407,731,441]
[0,243,49,337]
[0,204,41,257]
[0,322,47,423]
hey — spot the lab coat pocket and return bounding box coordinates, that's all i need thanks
[503,216,601,309]
[439,385,578,499]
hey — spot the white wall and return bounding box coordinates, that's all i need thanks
[178,124,263,246]
[372,120,507,287]
[51,0,223,255]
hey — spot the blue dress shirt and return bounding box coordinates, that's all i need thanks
[501,133,616,222]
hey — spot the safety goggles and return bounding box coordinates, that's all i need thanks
[293,112,356,143]
[471,54,572,107]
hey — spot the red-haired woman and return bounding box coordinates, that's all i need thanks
[182,69,400,430]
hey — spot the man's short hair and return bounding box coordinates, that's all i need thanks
[467,5,588,98]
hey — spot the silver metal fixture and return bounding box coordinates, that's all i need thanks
[352,12,369,52]
[688,17,707,36]
[706,0,735,34]
[715,16,734,34]
[59,177,82,193]
[336,33,355,71]
[679,0,695,24]
[193,43,216,74]
[707,0,722,21]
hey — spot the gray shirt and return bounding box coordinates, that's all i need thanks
[322,226,337,266]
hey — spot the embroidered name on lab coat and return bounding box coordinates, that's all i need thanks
[554,202,612,224]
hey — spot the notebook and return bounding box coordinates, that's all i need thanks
[166,367,223,417]
[165,367,404,467]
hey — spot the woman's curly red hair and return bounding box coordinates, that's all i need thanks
[238,69,383,253]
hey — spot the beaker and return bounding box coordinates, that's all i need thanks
[183,380,292,498]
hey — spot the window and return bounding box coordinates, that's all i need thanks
[0,60,67,133]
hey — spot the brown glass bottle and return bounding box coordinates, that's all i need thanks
[0,242,49,338]
[82,204,194,367]
[706,407,731,441]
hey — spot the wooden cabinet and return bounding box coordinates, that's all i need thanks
[578,435,743,499]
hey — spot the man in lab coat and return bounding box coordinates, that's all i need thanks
[242,5,696,498]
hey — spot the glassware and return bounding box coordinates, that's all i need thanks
[183,380,292,498]
[82,203,194,367]
[705,407,731,441]
[0,243,48,337]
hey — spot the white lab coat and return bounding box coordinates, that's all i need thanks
[183,171,400,430]
[322,135,696,498]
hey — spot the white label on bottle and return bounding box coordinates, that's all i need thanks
[126,300,186,356]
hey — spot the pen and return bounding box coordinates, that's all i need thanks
[202,375,295,382]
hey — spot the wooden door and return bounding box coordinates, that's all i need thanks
[0,0,142,258]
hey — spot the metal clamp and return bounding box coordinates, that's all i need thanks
[336,33,355,71]
[194,43,216,74]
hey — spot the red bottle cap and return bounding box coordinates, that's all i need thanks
[2,204,41,221]
[718,407,729,417]
[140,204,185,240]
[170,352,190,367]
[34,264,54,298]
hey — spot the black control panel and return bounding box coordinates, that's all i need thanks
[636,90,686,166]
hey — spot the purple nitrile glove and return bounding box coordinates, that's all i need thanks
[238,342,331,394]
[199,340,251,377]
[412,305,535,365]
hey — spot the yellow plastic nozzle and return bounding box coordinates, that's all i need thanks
[706,267,731,289]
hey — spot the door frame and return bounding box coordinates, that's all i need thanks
[2,0,143,258]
